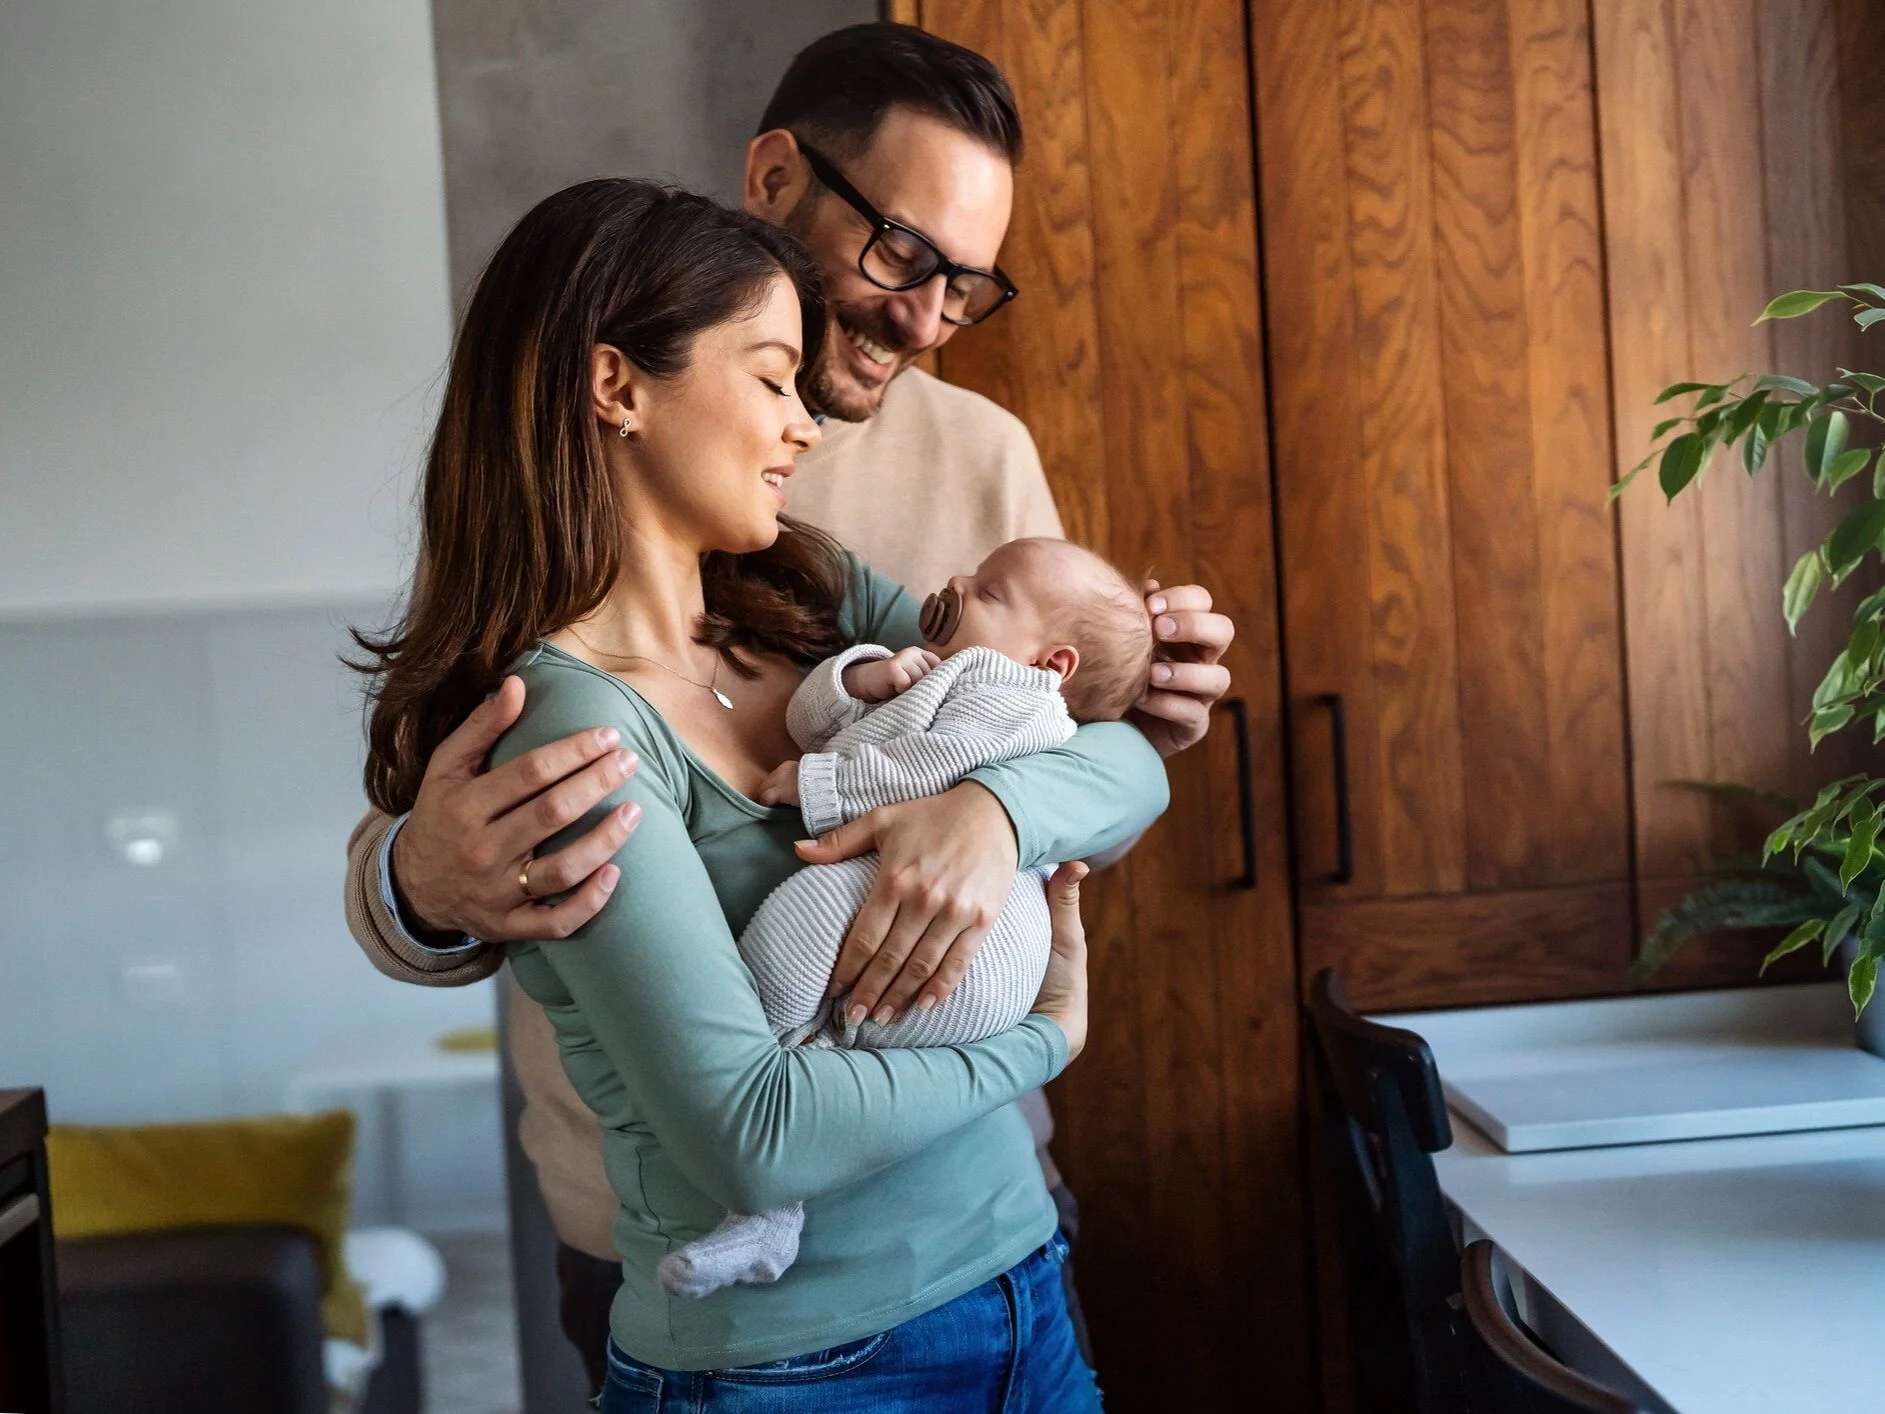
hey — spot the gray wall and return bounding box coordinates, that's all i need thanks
[431,0,874,299]
[0,0,504,1233]
[0,0,452,617]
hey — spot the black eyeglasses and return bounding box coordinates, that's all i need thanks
[798,142,1019,327]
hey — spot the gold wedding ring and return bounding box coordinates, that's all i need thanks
[518,857,539,900]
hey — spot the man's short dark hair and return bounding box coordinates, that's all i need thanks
[758,22,1022,164]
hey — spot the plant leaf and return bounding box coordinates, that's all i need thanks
[1762,918,1827,974]
[1654,381,1712,404]
[1651,416,1683,442]
[1825,904,1865,965]
[1851,951,1879,1016]
[1842,804,1882,890]
[1755,374,1822,398]
[1826,500,1885,580]
[1842,283,1885,304]
[1842,370,1885,396]
[1742,418,1771,475]
[1783,549,1823,633]
[1804,409,1850,482]
[1859,308,1885,331]
[1659,433,1705,500]
[1726,389,1770,440]
[1756,289,1847,322]
[1826,446,1872,492]
[1812,703,1857,745]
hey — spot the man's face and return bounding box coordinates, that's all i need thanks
[765,107,1013,422]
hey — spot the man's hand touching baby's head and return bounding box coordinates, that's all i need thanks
[920,538,1155,723]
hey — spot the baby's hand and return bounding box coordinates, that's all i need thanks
[843,646,941,703]
[757,759,801,807]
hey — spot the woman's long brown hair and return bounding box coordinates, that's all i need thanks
[353,180,846,815]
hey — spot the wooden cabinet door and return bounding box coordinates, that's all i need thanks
[1254,0,1634,1011]
[899,2,1312,1409]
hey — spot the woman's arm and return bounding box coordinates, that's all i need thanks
[497,661,1070,1218]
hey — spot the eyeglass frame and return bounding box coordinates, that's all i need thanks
[795,140,1019,327]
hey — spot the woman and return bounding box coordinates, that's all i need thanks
[357,180,1167,1408]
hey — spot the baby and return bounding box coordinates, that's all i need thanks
[657,537,1157,1299]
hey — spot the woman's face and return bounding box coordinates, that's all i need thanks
[615,274,822,554]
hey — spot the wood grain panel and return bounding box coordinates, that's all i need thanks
[1299,883,1637,1011]
[1593,0,1714,879]
[1508,0,1631,886]
[1426,0,1553,890]
[1676,0,1794,865]
[1842,0,1885,282]
[1078,2,1235,1402]
[1169,0,1314,1402]
[1252,0,1388,899]
[1339,0,1470,897]
[1765,0,1876,796]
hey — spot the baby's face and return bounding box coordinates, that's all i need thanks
[920,538,1099,665]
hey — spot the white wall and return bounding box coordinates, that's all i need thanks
[0,0,452,617]
[0,1,501,1231]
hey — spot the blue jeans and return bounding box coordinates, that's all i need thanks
[600,1231,1102,1412]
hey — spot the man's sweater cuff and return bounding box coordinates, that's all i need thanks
[378,815,482,956]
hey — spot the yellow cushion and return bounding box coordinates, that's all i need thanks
[46,1111,368,1345]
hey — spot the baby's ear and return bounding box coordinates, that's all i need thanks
[1040,644,1080,683]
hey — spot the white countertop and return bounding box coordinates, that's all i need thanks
[1394,984,1885,1151]
[1412,984,1885,1413]
[1438,1120,1885,1413]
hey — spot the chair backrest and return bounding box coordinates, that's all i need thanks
[1460,1240,1642,1414]
[1305,968,1463,1414]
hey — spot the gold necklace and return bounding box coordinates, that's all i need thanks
[568,627,734,710]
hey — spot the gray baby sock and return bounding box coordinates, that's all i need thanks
[657,1205,806,1300]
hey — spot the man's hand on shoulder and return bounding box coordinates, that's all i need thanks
[1129,580,1234,758]
[391,675,643,943]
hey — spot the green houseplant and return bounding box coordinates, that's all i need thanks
[1617,287,1885,1016]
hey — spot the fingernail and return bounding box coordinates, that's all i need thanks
[598,866,619,894]
[615,749,636,772]
[796,839,816,851]
[618,803,640,827]
[1149,595,1167,614]
[596,728,619,749]
[873,1006,895,1025]
[1156,615,1177,638]
[917,994,937,1012]
[846,1004,867,1025]
[1152,664,1173,684]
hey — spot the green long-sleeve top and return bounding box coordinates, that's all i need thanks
[497,558,1169,1370]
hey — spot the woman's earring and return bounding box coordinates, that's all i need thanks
[619,415,633,438]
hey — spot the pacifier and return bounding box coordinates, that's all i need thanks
[919,585,962,646]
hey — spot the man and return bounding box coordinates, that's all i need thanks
[343,22,1232,1393]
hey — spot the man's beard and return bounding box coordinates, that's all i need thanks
[783,192,914,423]
[806,301,913,423]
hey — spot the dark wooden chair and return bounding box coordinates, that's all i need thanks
[1305,968,1464,1414]
[1460,1240,1643,1413]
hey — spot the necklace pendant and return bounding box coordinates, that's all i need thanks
[712,688,734,710]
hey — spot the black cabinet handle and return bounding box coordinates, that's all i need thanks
[1317,693,1354,884]
[1222,697,1257,890]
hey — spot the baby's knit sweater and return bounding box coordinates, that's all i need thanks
[740,644,1077,1050]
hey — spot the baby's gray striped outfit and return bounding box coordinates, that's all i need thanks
[657,644,1076,1300]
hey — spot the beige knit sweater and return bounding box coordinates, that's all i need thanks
[342,370,1067,1261]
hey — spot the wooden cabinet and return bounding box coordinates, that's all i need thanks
[899,1,1310,1409]
[1255,0,1635,1011]
[895,0,1882,1408]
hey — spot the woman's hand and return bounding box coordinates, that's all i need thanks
[1032,862,1090,1061]
[794,782,1019,1025]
